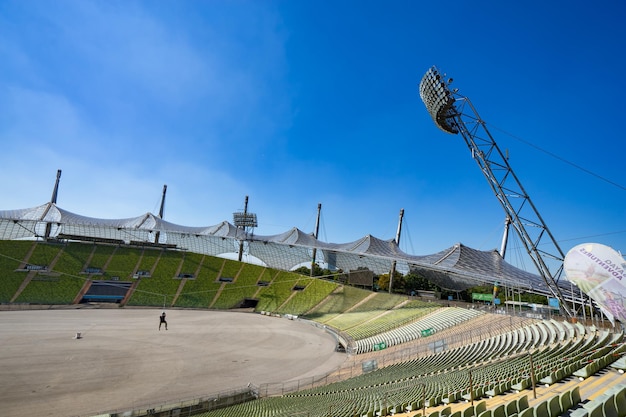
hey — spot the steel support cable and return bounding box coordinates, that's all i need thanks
[487,123,626,192]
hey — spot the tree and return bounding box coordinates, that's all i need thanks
[378,273,390,291]
[405,272,438,293]
[293,264,341,279]
[378,271,405,293]
[293,266,312,276]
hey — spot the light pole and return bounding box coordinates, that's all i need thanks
[417,382,426,417]
[419,66,574,318]
[468,370,474,407]
[528,353,537,399]
[233,196,257,262]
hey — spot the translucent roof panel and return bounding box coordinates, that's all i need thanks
[0,202,552,294]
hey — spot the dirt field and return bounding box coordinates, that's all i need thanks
[0,307,348,417]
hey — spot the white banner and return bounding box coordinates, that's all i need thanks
[564,243,626,324]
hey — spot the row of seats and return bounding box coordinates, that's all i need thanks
[570,383,626,417]
[281,320,591,409]
[353,307,485,354]
[415,386,581,417]
[194,322,621,417]
[193,320,622,417]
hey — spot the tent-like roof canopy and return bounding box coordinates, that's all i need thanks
[0,202,554,293]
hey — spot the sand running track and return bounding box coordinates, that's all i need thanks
[0,307,348,417]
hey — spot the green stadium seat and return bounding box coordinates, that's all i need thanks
[572,386,582,406]
[443,391,461,404]
[517,395,529,413]
[615,386,626,417]
[512,377,530,392]
[533,399,549,417]
[428,396,441,407]
[559,389,573,413]
[492,404,506,417]
[506,399,518,417]
[602,394,619,417]
[486,383,503,398]
[518,408,533,417]
[462,405,475,417]
[475,401,487,415]
[588,403,604,417]
[548,395,562,417]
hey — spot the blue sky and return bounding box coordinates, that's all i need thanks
[1,0,625,271]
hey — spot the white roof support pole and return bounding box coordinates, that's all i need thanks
[499,217,511,258]
[311,203,322,277]
[388,208,404,294]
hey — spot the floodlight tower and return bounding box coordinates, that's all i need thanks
[419,66,573,317]
[233,196,258,262]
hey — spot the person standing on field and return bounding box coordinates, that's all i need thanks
[159,312,168,330]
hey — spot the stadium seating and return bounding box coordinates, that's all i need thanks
[3,241,625,417]
[187,318,623,417]
[353,307,485,354]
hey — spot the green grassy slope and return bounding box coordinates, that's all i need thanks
[0,241,443,340]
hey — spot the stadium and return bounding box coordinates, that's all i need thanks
[1,172,625,417]
[1,68,625,417]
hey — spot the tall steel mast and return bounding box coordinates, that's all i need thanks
[44,169,62,239]
[388,208,404,294]
[50,169,62,204]
[154,185,167,244]
[419,66,573,317]
[311,203,322,277]
[158,185,167,219]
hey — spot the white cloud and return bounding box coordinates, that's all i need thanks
[0,1,295,238]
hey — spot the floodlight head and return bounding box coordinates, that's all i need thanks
[233,212,258,228]
[419,66,459,134]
